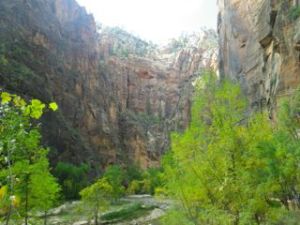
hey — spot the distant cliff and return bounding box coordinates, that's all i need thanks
[0,0,217,169]
[218,0,300,117]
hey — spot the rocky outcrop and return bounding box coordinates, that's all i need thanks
[0,0,217,169]
[218,0,300,117]
[98,28,217,168]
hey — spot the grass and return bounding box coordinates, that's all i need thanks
[3,200,158,225]
[101,202,155,222]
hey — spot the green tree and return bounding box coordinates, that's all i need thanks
[80,177,113,225]
[54,162,90,200]
[29,150,60,225]
[103,165,125,202]
[254,89,300,211]
[162,72,275,224]
[140,167,163,194]
[0,92,59,225]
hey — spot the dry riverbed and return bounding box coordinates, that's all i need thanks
[26,195,172,225]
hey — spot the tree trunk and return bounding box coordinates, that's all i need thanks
[233,211,239,225]
[255,213,261,225]
[24,176,29,225]
[44,211,47,225]
[94,212,98,225]
[6,145,13,225]
[281,198,289,210]
[5,204,12,225]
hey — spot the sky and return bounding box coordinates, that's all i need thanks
[76,0,218,44]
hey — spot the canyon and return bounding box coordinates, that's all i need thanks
[0,0,216,169]
[1,0,299,170]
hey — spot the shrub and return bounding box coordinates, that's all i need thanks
[126,180,142,195]
[80,177,113,225]
[103,165,125,202]
[54,162,90,200]
[288,6,300,20]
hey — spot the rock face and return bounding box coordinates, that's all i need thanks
[218,0,300,116]
[98,28,217,168]
[0,0,217,169]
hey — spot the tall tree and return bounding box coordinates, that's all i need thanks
[0,92,59,224]
[103,165,125,202]
[162,72,275,224]
[80,177,113,225]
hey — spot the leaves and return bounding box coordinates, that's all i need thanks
[80,177,113,218]
[0,92,59,222]
[12,95,26,107]
[49,102,58,111]
[103,165,125,201]
[27,99,46,119]
[162,72,300,224]
[1,92,11,104]
[0,91,58,119]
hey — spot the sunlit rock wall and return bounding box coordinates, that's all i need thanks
[218,0,300,116]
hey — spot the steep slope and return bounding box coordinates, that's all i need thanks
[0,0,102,165]
[0,0,217,169]
[98,28,217,167]
[218,0,300,116]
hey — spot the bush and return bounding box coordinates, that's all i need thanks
[79,177,113,225]
[103,165,125,202]
[288,6,300,20]
[101,202,154,222]
[124,166,163,195]
[126,180,142,195]
[142,167,163,194]
[54,162,90,200]
[124,164,143,186]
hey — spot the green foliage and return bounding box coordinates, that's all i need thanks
[288,6,300,20]
[162,71,300,225]
[101,202,153,222]
[161,209,195,225]
[54,162,90,200]
[0,92,60,224]
[29,151,61,213]
[80,177,113,224]
[49,102,58,112]
[124,164,143,184]
[127,180,142,195]
[141,168,163,194]
[125,166,163,195]
[103,165,125,201]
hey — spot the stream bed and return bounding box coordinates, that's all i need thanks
[34,195,172,225]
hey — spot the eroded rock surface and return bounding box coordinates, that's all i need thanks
[0,0,217,169]
[218,0,300,116]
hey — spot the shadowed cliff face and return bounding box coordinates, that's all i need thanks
[0,0,217,169]
[218,0,300,117]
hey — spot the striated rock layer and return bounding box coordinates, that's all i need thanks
[218,0,300,116]
[0,0,217,169]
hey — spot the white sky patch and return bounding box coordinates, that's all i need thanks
[75,0,218,44]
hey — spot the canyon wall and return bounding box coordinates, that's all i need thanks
[0,0,216,169]
[218,0,300,116]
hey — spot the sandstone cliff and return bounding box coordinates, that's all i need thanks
[218,0,300,116]
[97,27,217,168]
[0,0,216,169]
